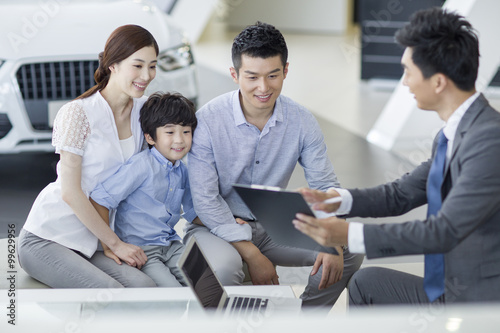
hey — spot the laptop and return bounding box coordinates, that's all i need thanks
[177,236,302,318]
[233,184,338,255]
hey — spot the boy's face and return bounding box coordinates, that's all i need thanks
[230,54,288,117]
[145,124,192,163]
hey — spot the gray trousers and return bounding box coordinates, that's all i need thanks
[139,241,186,287]
[18,229,156,288]
[348,267,444,306]
[184,222,364,307]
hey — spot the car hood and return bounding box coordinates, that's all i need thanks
[0,0,185,60]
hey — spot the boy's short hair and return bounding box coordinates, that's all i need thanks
[395,7,479,91]
[140,92,197,143]
[231,21,288,75]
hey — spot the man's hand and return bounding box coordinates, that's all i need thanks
[293,214,349,247]
[298,188,341,213]
[247,253,280,285]
[311,251,343,290]
[232,240,279,285]
[110,241,148,269]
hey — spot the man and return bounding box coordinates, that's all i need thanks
[294,7,500,305]
[187,22,363,307]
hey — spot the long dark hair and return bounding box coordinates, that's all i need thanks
[77,25,159,99]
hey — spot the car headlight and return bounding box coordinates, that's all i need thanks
[157,43,194,72]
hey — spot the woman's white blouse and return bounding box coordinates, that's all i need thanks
[23,92,147,257]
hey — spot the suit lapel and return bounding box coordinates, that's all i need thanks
[444,93,488,172]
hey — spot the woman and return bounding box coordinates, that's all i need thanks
[18,25,159,288]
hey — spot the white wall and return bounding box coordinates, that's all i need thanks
[367,0,500,156]
[225,0,350,34]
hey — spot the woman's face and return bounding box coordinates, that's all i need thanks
[109,45,158,99]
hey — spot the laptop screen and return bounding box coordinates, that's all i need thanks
[180,240,225,308]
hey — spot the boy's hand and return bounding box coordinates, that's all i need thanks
[235,218,248,225]
[192,217,205,226]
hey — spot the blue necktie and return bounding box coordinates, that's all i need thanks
[424,130,448,302]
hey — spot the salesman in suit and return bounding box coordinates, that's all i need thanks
[293,7,500,305]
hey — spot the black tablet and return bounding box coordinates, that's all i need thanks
[233,184,338,255]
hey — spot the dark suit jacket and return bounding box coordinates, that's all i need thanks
[347,94,500,302]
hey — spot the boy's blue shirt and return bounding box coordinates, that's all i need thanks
[91,147,197,246]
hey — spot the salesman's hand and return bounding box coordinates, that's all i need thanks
[298,188,341,213]
[293,214,349,248]
[311,251,344,290]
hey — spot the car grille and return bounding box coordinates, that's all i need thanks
[0,113,13,139]
[16,60,99,131]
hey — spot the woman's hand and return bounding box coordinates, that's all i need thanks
[110,241,148,269]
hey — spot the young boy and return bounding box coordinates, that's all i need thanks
[91,92,198,287]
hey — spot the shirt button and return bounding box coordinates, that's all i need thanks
[256,161,260,164]
[170,188,173,192]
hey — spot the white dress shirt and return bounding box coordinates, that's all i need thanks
[346,92,480,253]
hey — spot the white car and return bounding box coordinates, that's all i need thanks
[0,0,197,153]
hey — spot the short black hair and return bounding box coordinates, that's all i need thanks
[140,92,197,144]
[396,7,479,91]
[231,21,288,74]
[395,7,479,91]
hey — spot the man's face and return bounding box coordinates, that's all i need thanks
[401,47,438,111]
[230,54,288,116]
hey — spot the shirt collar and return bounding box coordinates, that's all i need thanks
[150,146,180,169]
[232,90,283,128]
[442,91,480,141]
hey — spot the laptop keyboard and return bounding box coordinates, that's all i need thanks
[228,296,269,317]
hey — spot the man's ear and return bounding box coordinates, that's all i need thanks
[434,73,448,94]
[144,133,155,146]
[283,62,289,79]
[229,67,239,83]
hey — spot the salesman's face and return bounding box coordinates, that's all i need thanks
[401,47,439,111]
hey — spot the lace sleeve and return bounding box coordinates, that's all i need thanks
[52,101,91,155]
